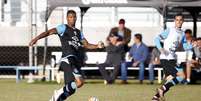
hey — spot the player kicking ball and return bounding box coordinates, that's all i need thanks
[29,10,104,101]
[152,13,187,101]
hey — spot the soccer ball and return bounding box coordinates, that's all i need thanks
[88,97,99,101]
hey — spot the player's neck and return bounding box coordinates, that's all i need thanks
[68,24,75,28]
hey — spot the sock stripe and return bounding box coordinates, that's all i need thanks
[61,81,77,100]
[162,85,166,91]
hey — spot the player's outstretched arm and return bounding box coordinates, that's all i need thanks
[82,39,104,50]
[29,28,57,46]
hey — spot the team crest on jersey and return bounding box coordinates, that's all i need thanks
[68,36,82,49]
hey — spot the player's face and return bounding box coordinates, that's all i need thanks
[67,13,77,26]
[197,40,201,48]
[185,33,192,40]
[192,40,197,47]
[174,16,184,28]
[134,37,139,43]
[119,24,125,31]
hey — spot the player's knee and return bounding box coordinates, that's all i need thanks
[76,79,84,88]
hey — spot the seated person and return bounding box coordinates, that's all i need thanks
[174,29,194,84]
[98,32,125,84]
[121,33,148,84]
[147,47,160,84]
[186,37,201,83]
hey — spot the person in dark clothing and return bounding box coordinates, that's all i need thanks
[107,19,132,84]
[99,32,125,84]
[29,10,104,101]
[147,48,161,84]
[108,19,131,52]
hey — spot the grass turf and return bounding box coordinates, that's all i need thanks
[0,79,201,101]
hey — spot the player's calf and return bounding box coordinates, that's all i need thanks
[50,81,77,101]
[152,75,185,101]
[61,81,77,100]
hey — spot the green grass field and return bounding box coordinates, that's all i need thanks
[0,79,201,101]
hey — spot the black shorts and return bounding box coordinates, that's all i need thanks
[160,59,178,77]
[59,56,82,84]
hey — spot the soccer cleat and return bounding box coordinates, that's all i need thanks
[49,88,64,101]
[157,88,165,101]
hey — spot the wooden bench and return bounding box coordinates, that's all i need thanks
[51,52,163,84]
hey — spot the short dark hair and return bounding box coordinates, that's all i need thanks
[185,29,192,35]
[67,10,76,16]
[175,13,183,19]
[119,19,125,24]
[196,37,201,41]
[134,33,142,42]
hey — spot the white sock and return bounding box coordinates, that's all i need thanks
[186,79,190,83]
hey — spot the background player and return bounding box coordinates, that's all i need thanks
[152,13,187,101]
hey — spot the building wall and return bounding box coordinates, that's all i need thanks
[0,1,200,46]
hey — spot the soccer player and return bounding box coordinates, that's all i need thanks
[152,13,187,101]
[29,10,104,101]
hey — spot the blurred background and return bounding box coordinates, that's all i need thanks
[0,0,201,80]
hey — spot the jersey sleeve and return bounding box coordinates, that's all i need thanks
[154,28,170,49]
[181,33,191,51]
[56,24,66,36]
[80,32,85,40]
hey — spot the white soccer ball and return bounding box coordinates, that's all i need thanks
[88,97,99,101]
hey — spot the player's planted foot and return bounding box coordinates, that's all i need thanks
[49,88,64,101]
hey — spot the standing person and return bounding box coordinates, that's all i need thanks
[152,13,187,101]
[121,33,148,84]
[108,19,131,84]
[148,48,161,84]
[108,18,131,51]
[99,32,125,84]
[29,10,104,101]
